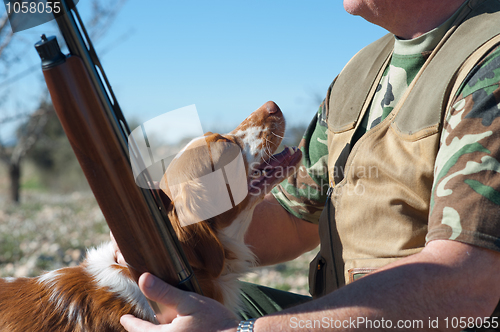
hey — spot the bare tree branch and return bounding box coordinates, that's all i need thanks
[0,13,11,36]
[0,31,15,61]
[10,101,52,166]
[87,0,127,40]
[0,112,33,125]
[0,13,17,77]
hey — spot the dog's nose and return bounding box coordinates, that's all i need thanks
[265,101,280,114]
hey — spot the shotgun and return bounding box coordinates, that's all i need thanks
[33,0,203,316]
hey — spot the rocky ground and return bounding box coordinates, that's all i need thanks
[0,189,316,296]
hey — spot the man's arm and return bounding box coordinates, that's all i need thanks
[121,239,500,332]
[254,239,500,331]
[111,193,319,268]
[245,193,320,266]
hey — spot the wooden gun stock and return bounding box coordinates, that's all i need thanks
[34,0,202,309]
[42,55,179,283]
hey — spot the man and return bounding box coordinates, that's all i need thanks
[120,0,500,330]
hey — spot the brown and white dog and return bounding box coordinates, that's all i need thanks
[0,101,302,332]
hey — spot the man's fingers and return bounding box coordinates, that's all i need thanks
[123,274,239,331]
[110,231,127,266]
[115,250,126,266]
[120,314,161,332]
[110,231,117,251]
[138,273,197,318]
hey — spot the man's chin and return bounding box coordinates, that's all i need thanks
[343,0,363,15]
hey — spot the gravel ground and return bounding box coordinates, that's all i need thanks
[0,188,315,296]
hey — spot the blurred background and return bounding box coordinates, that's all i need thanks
[0,0,386,294]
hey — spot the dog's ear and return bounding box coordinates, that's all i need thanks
[172,213,225,279]
[162,190,225,278]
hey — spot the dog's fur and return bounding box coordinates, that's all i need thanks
[0,101,302,332]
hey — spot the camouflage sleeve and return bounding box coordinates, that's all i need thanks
[427,44,500,252]
[271,100,330,224]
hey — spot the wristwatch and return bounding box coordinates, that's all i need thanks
[236,318,257,332]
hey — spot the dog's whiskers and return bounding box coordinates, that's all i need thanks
[259,148,273,166]
[271,131,284,140]
[263,139,279,162]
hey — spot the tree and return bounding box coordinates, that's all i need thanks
[0,96,52,202]
[0,0,126,203]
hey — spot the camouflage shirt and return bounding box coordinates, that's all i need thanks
[272,11,500,252]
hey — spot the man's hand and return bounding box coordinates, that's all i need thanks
[110,231,127,266]
[120,273,240,332]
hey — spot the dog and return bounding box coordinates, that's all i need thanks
[0,101,302,332]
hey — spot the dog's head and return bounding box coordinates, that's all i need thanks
[159,101,302,304]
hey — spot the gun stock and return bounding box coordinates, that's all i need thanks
[34,0,202,308]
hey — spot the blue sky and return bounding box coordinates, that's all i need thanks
[1,0,387,142]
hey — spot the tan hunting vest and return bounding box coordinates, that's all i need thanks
[309,0,500,297]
